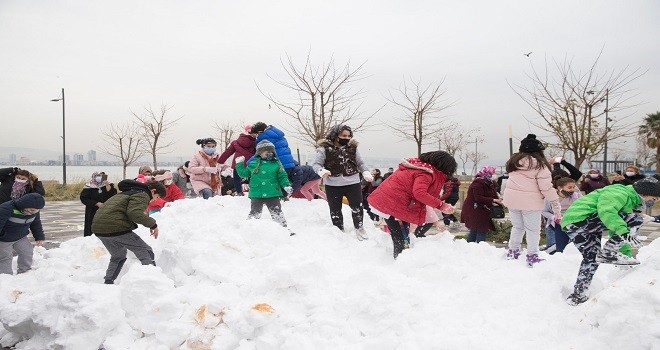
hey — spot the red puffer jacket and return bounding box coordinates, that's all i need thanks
[367,158,450,225]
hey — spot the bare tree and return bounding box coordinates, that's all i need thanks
[386,78,455,157]
[132,104,183,170]
[510,50,646,168]
[634,133,653,168]
[212,121,241,150]
[434,123,481,157]
[100,122,145,179]
[258,52,379,148]
[457,150,471,175]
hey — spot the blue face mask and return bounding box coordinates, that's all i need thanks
[203,147,216,155]
[264,153,274,160]
[95,176,103,183]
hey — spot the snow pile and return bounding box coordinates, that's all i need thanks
[1,196,659,349]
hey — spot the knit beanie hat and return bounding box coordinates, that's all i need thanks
[633,177,660,197]
[256,140,276,155]
[519,134,545,153]
[14,193,45,210]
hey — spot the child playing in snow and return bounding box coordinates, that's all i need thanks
[0,193,45,275]
[541,177,580,254]
[560,177,658,305]
[92,180,166,284]
[235,140,293,231]
[503,134,561,266]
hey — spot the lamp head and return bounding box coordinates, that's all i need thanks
[50,98,62,102]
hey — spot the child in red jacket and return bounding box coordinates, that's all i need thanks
[368,151,457,258]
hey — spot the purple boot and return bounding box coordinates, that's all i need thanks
[506,248,521,260]
[526,253,544,267]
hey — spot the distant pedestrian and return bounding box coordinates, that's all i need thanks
[146,170,185,213]
[80,171,117,237]
[503,134,561,267]
[172,163,191,197]
[440,175,461,227]
[579,169,610,194]
[611,165,645,186]
[461,166,501,243]
[92,180,165,284]
[188,138,223,199]
[289,164,327,201]
[313,125,373,240]
[0,193,45,275]
[382,167,394,181]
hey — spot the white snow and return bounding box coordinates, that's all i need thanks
[1,196,659,349]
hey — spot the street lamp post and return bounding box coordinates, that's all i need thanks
[603,89,609,175]
[50,88,66,186]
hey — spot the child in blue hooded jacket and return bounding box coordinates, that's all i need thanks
[0,193,45,274]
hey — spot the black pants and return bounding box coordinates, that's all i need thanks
[385,216,410,259]
[363,191,379,221]
[442,198,459,225]
[248,197,287,227]
[98,232,155,283]
[325,183,363,231]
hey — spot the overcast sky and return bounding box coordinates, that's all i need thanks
[1,0,659,167]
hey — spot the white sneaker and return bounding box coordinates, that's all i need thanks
[355,227,368,241]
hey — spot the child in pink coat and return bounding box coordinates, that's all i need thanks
[503,134,561,267]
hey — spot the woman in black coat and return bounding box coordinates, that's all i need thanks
[80,171,117,237]
[0,167,45,203]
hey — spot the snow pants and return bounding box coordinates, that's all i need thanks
[563,213,643,297]
[248,197,287,227]
[508,209,543,254]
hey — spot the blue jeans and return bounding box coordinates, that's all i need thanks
[233,168,244,195]
[547,224,570,253]
[467,230,487,243]
[199,188,214,199]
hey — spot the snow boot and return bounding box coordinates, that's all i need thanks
[566,293,588,306]
[526,253,544,267]
[355,227,368,241]
[506,248,521,260]
[596,235,640,265]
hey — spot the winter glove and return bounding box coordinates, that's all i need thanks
[204,167,218,173]
[235,156,245,164]
[284,186,294,196]
[317,168,331,178]
[437,202,455,214]
[362,171,374,182]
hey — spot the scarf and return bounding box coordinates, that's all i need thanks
[200,151,220,193]
[84,171,103,189]
[10,181,28,199]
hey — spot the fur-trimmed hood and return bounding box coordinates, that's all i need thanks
[317,138,359,148]
[399,157,435,174]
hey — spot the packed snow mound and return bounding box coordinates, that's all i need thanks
[1,196,659,349]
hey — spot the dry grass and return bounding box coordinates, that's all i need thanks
[43,180,85,201]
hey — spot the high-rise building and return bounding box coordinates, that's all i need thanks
[88,150,97,162]
[9,154,17,164]
[73,153,84,165]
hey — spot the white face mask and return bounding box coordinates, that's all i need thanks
[14,178,28,183]
[625,171,636,177]
[164,179,173,186]
[589,174,600,179]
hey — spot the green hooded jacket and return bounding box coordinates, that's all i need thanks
[236,157,291,199]
[560,184,641,236]
[91,190,156,235]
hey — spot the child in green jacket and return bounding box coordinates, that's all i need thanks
[560,178,660,305]
[235,140,293,231]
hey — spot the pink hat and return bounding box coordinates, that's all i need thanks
[244,124,253,134]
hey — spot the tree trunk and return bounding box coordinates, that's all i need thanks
[122,164,127,180]
[656,144,660,174]
[152,152,158,171]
